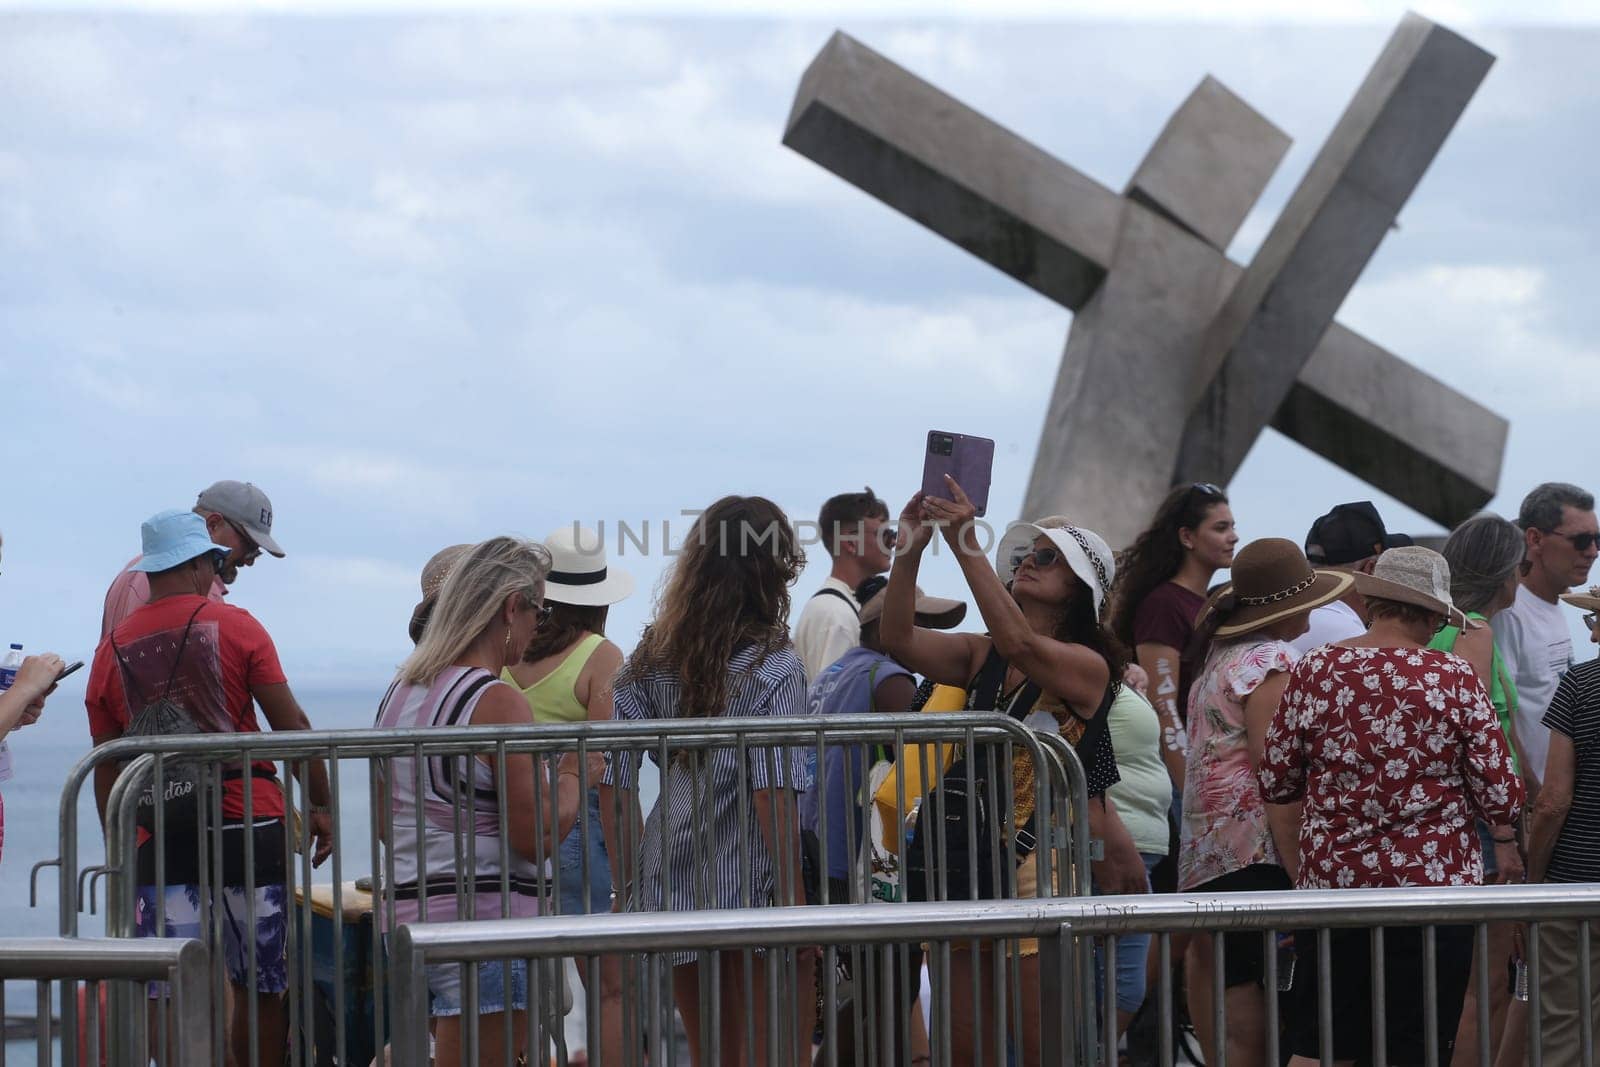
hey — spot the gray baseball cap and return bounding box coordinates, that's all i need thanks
[195,480,285,558]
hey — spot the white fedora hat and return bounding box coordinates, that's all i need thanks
[542,525,635,607]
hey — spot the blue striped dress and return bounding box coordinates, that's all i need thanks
[606,643,811,930]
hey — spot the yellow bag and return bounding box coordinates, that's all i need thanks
[871,684,967,854]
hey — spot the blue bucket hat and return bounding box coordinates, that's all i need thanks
[130,510,232,573]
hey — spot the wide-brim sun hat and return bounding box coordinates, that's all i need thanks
[542,524,635,607]
[129,509,233,573]
[857,580,966,629]
[1352,545,1469,630]
[996,517,1116,619]
[1204,537,1354,640]
[1560,585,1600,613]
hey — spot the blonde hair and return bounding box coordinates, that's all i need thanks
[399,536,552,686]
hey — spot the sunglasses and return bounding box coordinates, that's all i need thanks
[1585,612,1598,631]
[223,518,262,564]
[1191,482,1226,498]
[1012,546,1063,572]
[1542,529,1600,553]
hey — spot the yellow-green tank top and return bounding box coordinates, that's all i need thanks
[501,632,605,724]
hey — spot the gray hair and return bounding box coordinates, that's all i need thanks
[1518,483,1594,533]
[399,537,552,686]
[1441,512,1523,615]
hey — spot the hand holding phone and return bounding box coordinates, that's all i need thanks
[57,660,84,682]
[920,431,995,518]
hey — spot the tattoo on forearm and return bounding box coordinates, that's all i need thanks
[1153,657,1188,752]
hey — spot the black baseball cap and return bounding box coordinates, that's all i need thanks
[1304,501,1413,566]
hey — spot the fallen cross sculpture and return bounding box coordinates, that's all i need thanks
[784,14,1506,546]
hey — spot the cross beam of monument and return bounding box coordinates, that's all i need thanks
[783,15,1507,547]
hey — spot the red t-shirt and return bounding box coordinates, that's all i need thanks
[86,594,287,820]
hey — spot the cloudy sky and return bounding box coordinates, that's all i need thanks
[2,3,1597,705]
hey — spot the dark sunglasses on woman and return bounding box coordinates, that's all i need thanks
[1011,546,1063,572]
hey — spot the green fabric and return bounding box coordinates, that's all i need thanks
[1430,611,1521,775]
[501,632,606,724]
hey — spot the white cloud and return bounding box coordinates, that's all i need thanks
[292,553,418,591]
[1340,263,1600,412]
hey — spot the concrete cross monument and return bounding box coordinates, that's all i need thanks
[784,15,1508,548]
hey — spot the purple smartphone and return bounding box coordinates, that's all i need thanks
[921,431,995,517]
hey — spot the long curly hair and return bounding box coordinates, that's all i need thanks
[1109,483,1229,647]
[622,496,804,718]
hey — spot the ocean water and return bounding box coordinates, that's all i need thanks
[0,687,389,942]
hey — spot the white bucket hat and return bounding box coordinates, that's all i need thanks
[542,525,635,607]
[995,517,1116,619]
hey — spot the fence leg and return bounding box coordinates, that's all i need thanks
[1040,921,1073,1067]
[172,940,214,1065]
[390,930,429,1067]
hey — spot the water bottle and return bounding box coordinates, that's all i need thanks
[0,643,21,690]
[1514,957,1530,1002]
[0,643,21,783]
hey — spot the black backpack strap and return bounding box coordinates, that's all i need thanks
[965,645,1008,711]
[965,645,1041,720]
[811,587,860,617]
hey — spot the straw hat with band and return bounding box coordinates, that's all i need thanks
[542,525,635,608]
[408,544,472,644]
[853,575,966,629]
[1560,585,1600,614]
[1352,546,1470,631]
[1203,538,1354,640]
[995,518,1117,619]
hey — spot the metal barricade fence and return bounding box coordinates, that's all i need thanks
[391,883,1600,1067]
[36,714,1090,1067]
[0,936,210,1066]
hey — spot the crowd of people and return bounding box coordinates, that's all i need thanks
[2,472,1599,1067]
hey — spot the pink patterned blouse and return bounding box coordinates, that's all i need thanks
[1179,638,1298,890]
[1259,645,1523,889]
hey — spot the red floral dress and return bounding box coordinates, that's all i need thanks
[1259,644,1523,889]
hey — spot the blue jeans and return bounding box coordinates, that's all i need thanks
[557,788,613,916]
[1094,852,1164,1014]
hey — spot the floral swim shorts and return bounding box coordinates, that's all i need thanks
[135,882,289,997]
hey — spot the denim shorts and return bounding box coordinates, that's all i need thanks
[427,958,529,1018]
[556,788,613,916]
[1094,852,1164,1013]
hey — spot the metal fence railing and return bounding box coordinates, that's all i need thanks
[391,883,1600,1067]
[0,937,210,1066]
[32,715,1089,1067]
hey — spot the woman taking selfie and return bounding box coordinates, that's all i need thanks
[883,477,1144,1066]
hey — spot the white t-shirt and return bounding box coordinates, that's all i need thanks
[1290,599,1366,658]
[793,577,860,685]
[1492,583,1574,780]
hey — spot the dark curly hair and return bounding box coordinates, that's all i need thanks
[622,496,804,718]
[1054,586,1130,697]
[1109,483,1230,647]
